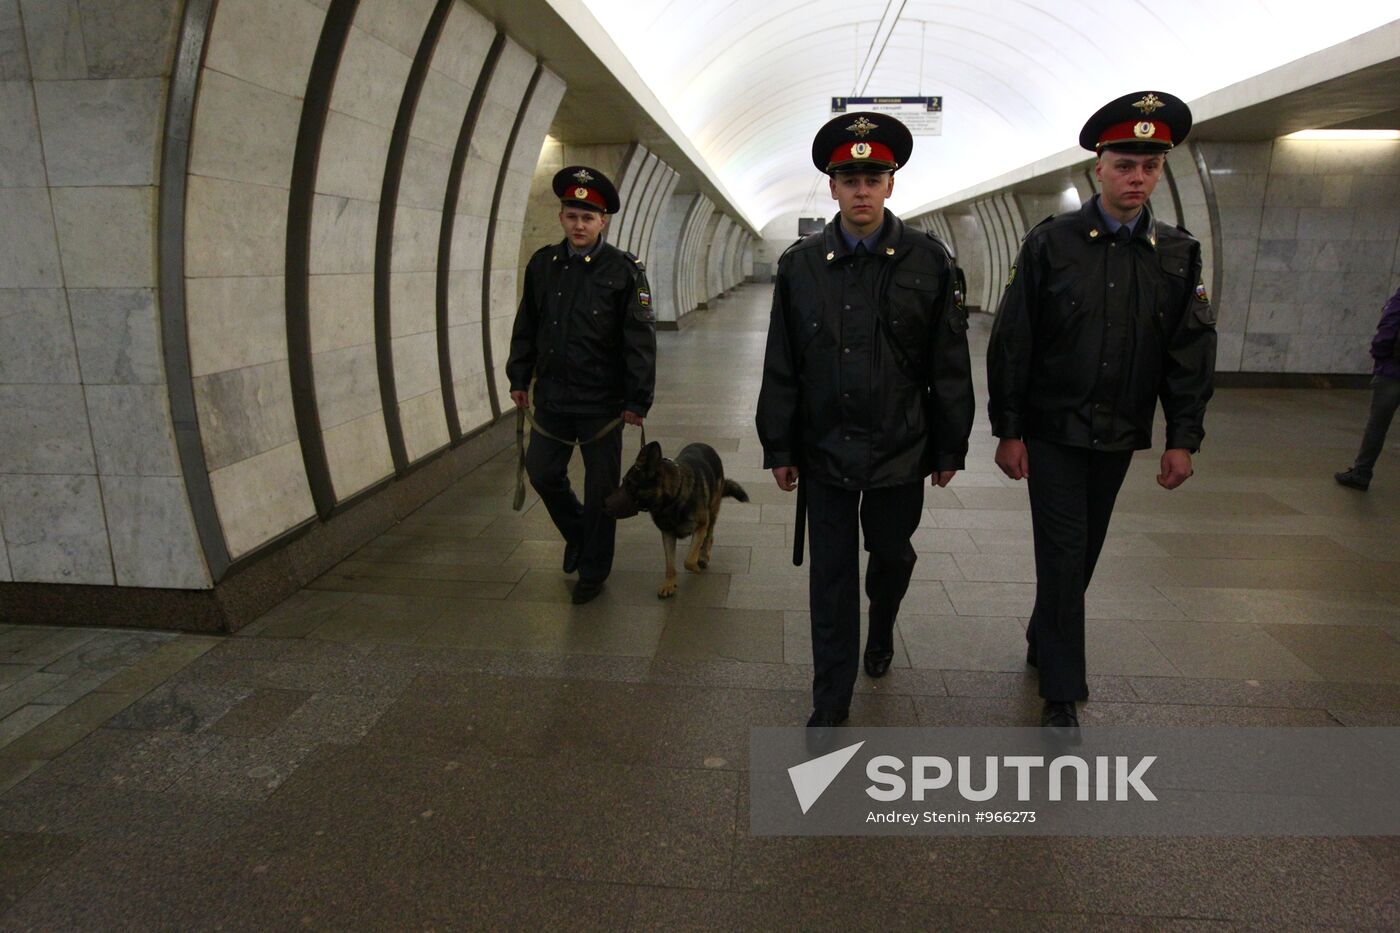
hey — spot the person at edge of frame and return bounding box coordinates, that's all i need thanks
[1334,285,1400,492]
[506,165,657,606]
[756,110,975,748]
[986,91,1217,735]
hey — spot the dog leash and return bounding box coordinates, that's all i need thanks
[513,407,647,511]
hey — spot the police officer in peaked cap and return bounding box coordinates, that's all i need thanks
[757,112,975,747]
[507,165,656,605]
[987,91,1216,735]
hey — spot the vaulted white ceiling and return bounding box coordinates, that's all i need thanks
[580,0,1399,229]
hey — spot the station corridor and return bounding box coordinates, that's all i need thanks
[1,285,1397,929]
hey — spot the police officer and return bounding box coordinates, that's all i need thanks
[507,166,657,605]
[987,92,1216,730]
[757,113,975,738]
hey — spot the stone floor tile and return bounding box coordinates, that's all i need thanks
[0,830,84,914]
[654,607,785,663]
[208,688,313,737]
[1261,623,1400,684]
[1136,621,1323,681]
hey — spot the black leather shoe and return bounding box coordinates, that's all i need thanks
[571,580,603,605]
[1335,468,1370,491]
[1040,700,1081,745]
[863,652,893,678]
[805,708,849,754]
[562,539,581,574]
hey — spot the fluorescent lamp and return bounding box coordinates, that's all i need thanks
[1283,129,1400,140]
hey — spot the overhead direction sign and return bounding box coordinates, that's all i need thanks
[831,96,943,135]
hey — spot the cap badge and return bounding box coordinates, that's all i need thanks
[574,186,589,199]
[572,169,594,183]
[847,116,877,137]
[1133,94,1165,115]
[1133,121,1155,138]
[851,142,872,158]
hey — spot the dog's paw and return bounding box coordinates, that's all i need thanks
[697,559,708,570]
[684,559,702,574]
[657,581,677,599]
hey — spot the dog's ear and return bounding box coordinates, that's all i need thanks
[641,441,663,471]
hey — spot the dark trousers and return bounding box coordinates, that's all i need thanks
[1352,374,1400,477]
[806,479,924,712]
[524,408,622,583]
[1025,438,1133,702]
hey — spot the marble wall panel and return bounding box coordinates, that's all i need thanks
[315,343,384,430]
[0,384,94,473]
[86,383,180,477]
[69,0,181,79]
[322,412,393,498]
[185,276,286,377]
[18,0,85,80]
[309,273,375,352]
[0,80,44,187]
[192,361,300,472]
[33,77,163,186]
[316,111,393,201]
[431,1,494,89]
[389,271,436,338]
[0,188,63,287]
[400,387,448,461]
[0,0,29,81]
[187,69,300,189]
[354,0,437,58]
[101,475,210,588]
[202,0,324,99]
[0,288,79,383]
[0,474,112,584]
[186,176,284,278]
[208,440,315,559]
[308,194,378,274]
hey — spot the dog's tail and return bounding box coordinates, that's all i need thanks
[722,479,750,503]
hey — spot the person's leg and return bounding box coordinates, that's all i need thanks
[524,408,583,549]
[806,480,861,714]
[1082,450,1134,587]
[1353,375,1400,478]
[1025,439,1091,702]
[575,414,624,583]
[860,481,925,669]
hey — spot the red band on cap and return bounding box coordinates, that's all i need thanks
[563,185,606,210]
[828,140,896,169]
[1098,119,1172,148]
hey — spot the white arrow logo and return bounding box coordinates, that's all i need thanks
[787,741,865,814]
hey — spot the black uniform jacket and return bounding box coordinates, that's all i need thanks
[756,210,975,489]
[506,239,657,417]
[987,198,1216,453]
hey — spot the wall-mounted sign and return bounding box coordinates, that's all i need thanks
[830,96,943,135]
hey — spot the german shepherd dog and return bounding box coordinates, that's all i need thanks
[603,442,749,598]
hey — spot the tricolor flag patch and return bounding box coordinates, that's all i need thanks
[1194,283,1209,303]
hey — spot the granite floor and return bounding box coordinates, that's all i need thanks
[2,284,1398,929]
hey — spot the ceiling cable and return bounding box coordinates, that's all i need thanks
[852,0,908,95]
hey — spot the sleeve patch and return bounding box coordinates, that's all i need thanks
[634,288,655,322]
[1194,283,1209,303]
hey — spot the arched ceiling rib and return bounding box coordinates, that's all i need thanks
[581,0,1400,227]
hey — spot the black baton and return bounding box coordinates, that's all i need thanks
[792,477,806,566]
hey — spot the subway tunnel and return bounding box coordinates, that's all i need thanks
[1,0,1398,927]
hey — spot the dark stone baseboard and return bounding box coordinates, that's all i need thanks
[1215,371,1372,389]
[0,417,517,634]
